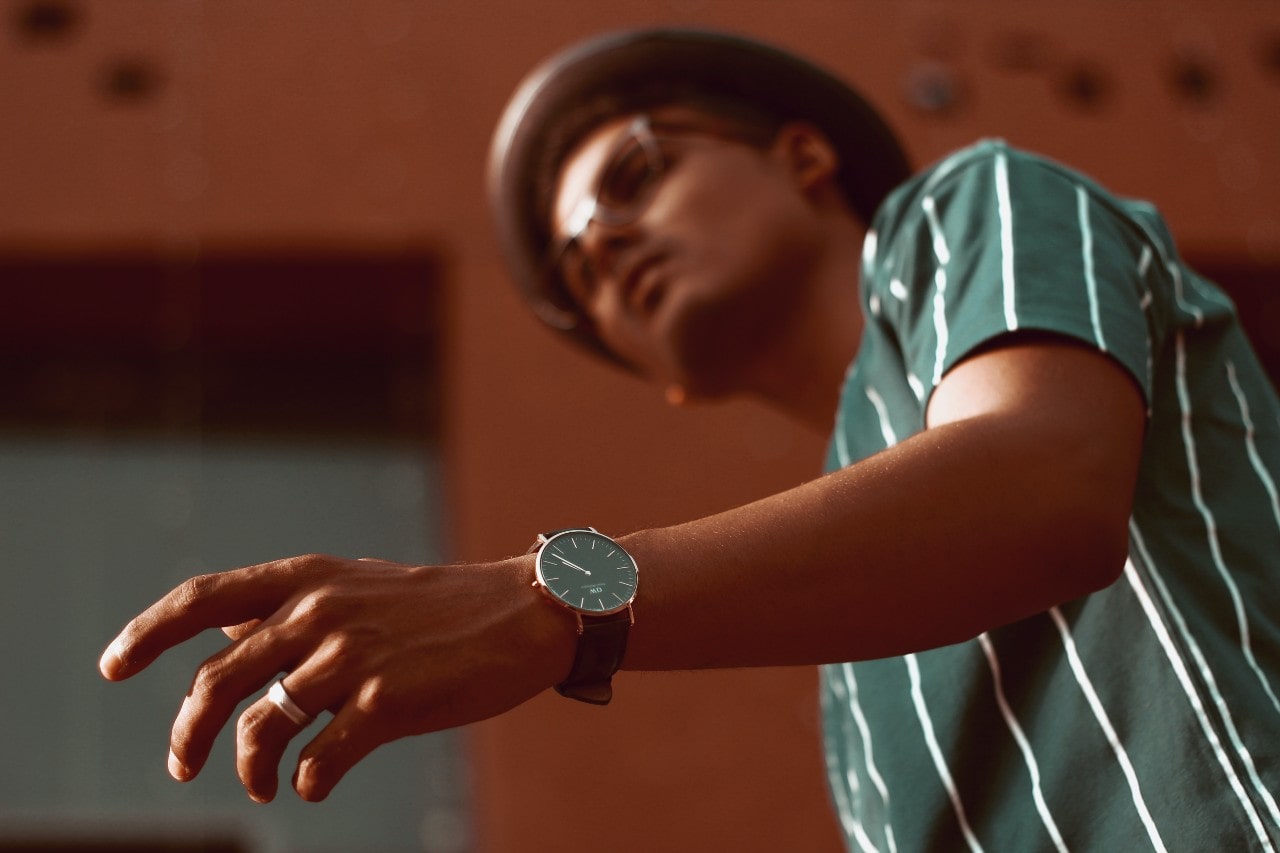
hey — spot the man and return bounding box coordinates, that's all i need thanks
[101,27,1280,850]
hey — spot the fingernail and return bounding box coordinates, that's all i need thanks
[98,638,124,680]
[168,749,191,782]
[295,758,318,801]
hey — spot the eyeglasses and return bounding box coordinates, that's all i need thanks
[538,114,749,329]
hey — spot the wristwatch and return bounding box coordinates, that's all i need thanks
[529,527,639,705]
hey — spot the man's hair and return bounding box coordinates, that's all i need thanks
[488,27,912,365]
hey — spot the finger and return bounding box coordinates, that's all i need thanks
[236,676,321,803]
[293,700,383,803]
[168,620,304,782]
[236,651,347,802]
[100,560,302,681]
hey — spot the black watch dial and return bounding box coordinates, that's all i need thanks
[536,529,638,615]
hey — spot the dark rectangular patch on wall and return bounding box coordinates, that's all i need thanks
[0,251,443,440]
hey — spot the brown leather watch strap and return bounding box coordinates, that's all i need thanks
[555,609,631,705]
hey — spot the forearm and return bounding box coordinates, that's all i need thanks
[617,413,1133,671]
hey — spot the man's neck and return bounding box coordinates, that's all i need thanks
[744,217,866,435]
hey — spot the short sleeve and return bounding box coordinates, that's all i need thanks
[870,142,1159,407]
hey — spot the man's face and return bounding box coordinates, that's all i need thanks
[548,107,828,398]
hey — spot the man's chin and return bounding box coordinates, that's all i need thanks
[660,292,772,399]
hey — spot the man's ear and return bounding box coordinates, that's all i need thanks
[774,122,840,195]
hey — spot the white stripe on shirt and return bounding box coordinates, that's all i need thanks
[1226,360,1280,532]
[906,654,985,853]
[1136,248,1155,411]
[977,633,1070,852]
[995,152,1018,331]
[922,196,952,265]
[1076,185,1107,352]
[1169,262,1205,328]
[1048,607,1168,853]
[921,145,983,195]
[840,387,900,852]
[1129,526,1280,841]
[841,663,898,853]
[1175,333,1280,714]
[931,269,949,388]
[823,677,876,852]
[833,360,860,469]
[907,373,925,403]
[863,228,879,278]
[865,387,897,450]
[922,196,951,387]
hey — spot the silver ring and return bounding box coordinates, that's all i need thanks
[267,679,315,727]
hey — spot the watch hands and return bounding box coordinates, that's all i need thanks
[553,554,592,576]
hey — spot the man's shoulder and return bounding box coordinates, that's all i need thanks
[872,139,1006,239]
[874,139,1148,236]
[891,139,1092,204]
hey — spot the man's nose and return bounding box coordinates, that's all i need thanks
[576,218,640,282]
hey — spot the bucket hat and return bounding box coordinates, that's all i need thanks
[487,27,912,361]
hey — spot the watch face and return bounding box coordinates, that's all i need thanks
[536,529,638,615]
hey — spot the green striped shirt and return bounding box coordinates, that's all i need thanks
[822,140,1280,852]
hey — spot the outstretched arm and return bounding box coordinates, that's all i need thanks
[99,334,1144,803]
[620,333,1145,669]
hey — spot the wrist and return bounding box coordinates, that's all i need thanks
[505,553,579,692]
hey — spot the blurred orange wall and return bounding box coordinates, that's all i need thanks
[2,2,1276,850]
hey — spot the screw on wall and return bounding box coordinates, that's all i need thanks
[1055,60,1114,113]
[11,0,81,44]
[905,61,968,116]
[99,57,164,104]
[1256,31,1280,82]
[1168,52,1220,106]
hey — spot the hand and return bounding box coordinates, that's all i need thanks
[99,553,573,803]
